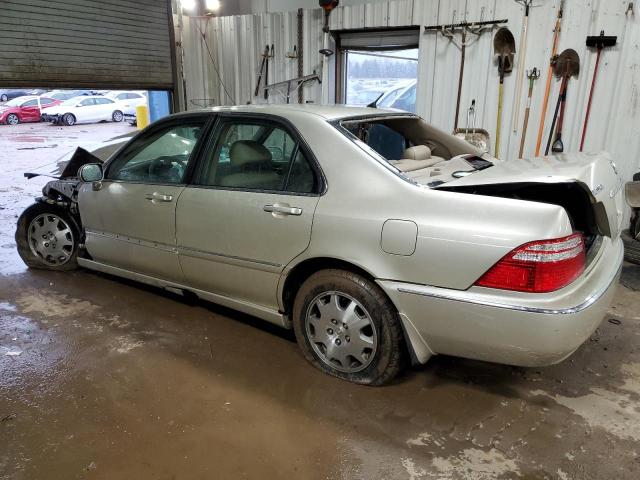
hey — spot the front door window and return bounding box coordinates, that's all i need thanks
[107,123,204,184]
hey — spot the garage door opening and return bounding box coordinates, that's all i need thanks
[335,27,420,113]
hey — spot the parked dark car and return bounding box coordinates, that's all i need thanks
[0,89,31,102]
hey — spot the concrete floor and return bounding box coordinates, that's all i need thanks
[1,123,640,480]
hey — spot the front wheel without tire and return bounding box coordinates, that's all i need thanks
[292,269,406,385]
[15,203,80,271]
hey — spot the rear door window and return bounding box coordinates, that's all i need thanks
[196,119,317,194]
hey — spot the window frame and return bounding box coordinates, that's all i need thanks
[189,112,326,197]
[102,113,215,187]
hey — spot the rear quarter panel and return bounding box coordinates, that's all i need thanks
[287,114,574,291]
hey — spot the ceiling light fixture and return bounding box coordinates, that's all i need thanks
[205,0,221,11]
[182,0,197,11]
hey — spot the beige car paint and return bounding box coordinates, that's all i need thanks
[175,187,319,310]
[75,105,624,367]
[81,182,186,282]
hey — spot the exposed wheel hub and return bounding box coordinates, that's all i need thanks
[305,291,378,373]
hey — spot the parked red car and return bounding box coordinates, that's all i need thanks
[0,96,62,125]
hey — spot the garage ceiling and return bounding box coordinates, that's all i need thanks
[0,0,175,90]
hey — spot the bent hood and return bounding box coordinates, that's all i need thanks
[439,152,625,238]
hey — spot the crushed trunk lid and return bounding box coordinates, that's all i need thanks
[437,152,624,238]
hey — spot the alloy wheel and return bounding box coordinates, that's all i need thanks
[7,114,19,125]
[27,213,74,266]
[305,291,378,373]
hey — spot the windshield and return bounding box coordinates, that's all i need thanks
[61,97,84,106]
[5,98,26,107]
[378,87,404,107]
[335,115,491,187]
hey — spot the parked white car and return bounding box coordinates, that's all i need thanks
[41,95,124,126]
[378,79,417,112]
[105,91,147,115]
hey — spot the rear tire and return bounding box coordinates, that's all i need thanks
[16,203,80,271]
[622,230,640,265]
[6,113,19,125]
[112,110,124,122]
[292,269,406,385]
[62,113,76,126]
[1,94,8,102]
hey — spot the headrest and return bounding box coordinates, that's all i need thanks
[229,140,272,167]
[403,145,432,161]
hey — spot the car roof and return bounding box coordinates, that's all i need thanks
[68,95,109,100]
[186,104,412,121]
[11,95,39,101]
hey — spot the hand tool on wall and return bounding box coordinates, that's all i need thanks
[494,27,516,158]
[545,48,580,154]
[512,0,534,134]
[534,0,565,156]
[264,71,321,104]
[454,99,491,152]
[297,8,304,103]
[264,45,274,100]
[254,45,270,97]
[518,67,540,158]
[579,31,617,151]
[424,14,507,131]
[318,0,339,100]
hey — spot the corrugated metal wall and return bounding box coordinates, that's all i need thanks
[182,0,640,181]
[0,0,175,90]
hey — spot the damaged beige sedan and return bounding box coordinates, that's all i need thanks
[16,105,625,385]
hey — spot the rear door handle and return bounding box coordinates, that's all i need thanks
[145,192,173,203]
[263,204,302,216]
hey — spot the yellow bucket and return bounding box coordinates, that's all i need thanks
[136,105,150,129]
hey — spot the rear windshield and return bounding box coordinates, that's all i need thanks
[334,115,492,187]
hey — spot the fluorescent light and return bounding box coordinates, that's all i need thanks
[182,0,197,11]
[205,0,221,11]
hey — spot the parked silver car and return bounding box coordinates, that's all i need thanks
[16,105,625,385]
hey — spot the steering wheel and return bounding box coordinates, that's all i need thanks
[148,156,184,182]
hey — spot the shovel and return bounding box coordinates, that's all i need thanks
[493,27,515,158]
[546,49,580,154]
[580,31,617,151]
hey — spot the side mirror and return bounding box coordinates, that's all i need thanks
[79,163,103,183]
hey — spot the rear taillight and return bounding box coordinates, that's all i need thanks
[475,233,585,293]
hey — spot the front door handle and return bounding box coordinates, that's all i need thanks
[145,192,173,203]
[263,204,302,216]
